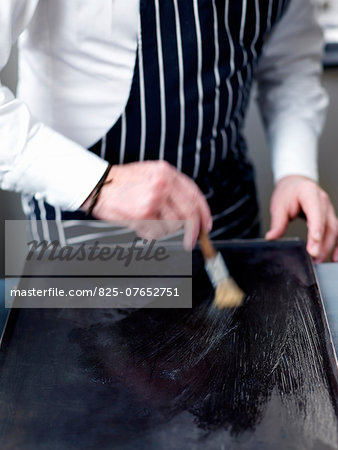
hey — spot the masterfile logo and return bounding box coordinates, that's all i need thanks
[26,238,170,267]
[5,220,193,309]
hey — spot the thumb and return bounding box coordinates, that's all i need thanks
[265,203,289,240]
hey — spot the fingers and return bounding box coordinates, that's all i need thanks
[333,250,338,262]
[166,186,209,250]
[133,221,170,240]
[333,218,338,262]
[333,234,338,262]
[265,176,338,262]
[125,190,185,240]
[173,172,212,233]
[265,199,290,240]
[313,204,337,263]
[299,188,325,259]
[143,199,184,238]
[298,188,338,262]
[183,213,200,251]
[147,162,212,237]
[195,189,213,233]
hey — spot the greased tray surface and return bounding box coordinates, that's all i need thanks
[0,240,337,450]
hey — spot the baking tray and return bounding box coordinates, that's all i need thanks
[0,240,337,450]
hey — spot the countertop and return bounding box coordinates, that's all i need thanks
[315,263,338,355]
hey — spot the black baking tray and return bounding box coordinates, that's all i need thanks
[0,239,337,450]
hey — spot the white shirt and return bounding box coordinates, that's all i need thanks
[0,0,328,211]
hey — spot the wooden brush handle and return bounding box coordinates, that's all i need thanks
[199,230,217,260]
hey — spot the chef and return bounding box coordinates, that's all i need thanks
[0,0,337,260]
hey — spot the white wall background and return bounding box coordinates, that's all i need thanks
[0,47,337,273]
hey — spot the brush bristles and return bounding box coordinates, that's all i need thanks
[213,277,245,309]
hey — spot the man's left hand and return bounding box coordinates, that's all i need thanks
[265,175,338,262]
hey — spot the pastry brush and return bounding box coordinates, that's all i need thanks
[199,231,245,308]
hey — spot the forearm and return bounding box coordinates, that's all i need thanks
[256,0,328,183]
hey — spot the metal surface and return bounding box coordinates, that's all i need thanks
[0,240,337,450]
[315,263,338,353]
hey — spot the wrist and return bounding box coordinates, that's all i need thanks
[81,163,113,214]
[275,174,317,187]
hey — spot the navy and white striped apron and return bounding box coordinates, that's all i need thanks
[24,0,290,244]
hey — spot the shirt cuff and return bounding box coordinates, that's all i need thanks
[269,121,318,184]
[1,123,109,210]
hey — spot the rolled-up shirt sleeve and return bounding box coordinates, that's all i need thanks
[256,0,328,184]
[0,0,108,210]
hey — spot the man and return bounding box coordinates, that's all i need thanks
[0,0,337,260]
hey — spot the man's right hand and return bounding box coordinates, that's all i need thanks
[81,161,212,249]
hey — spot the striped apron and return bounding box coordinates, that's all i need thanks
[24,0,290,244]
